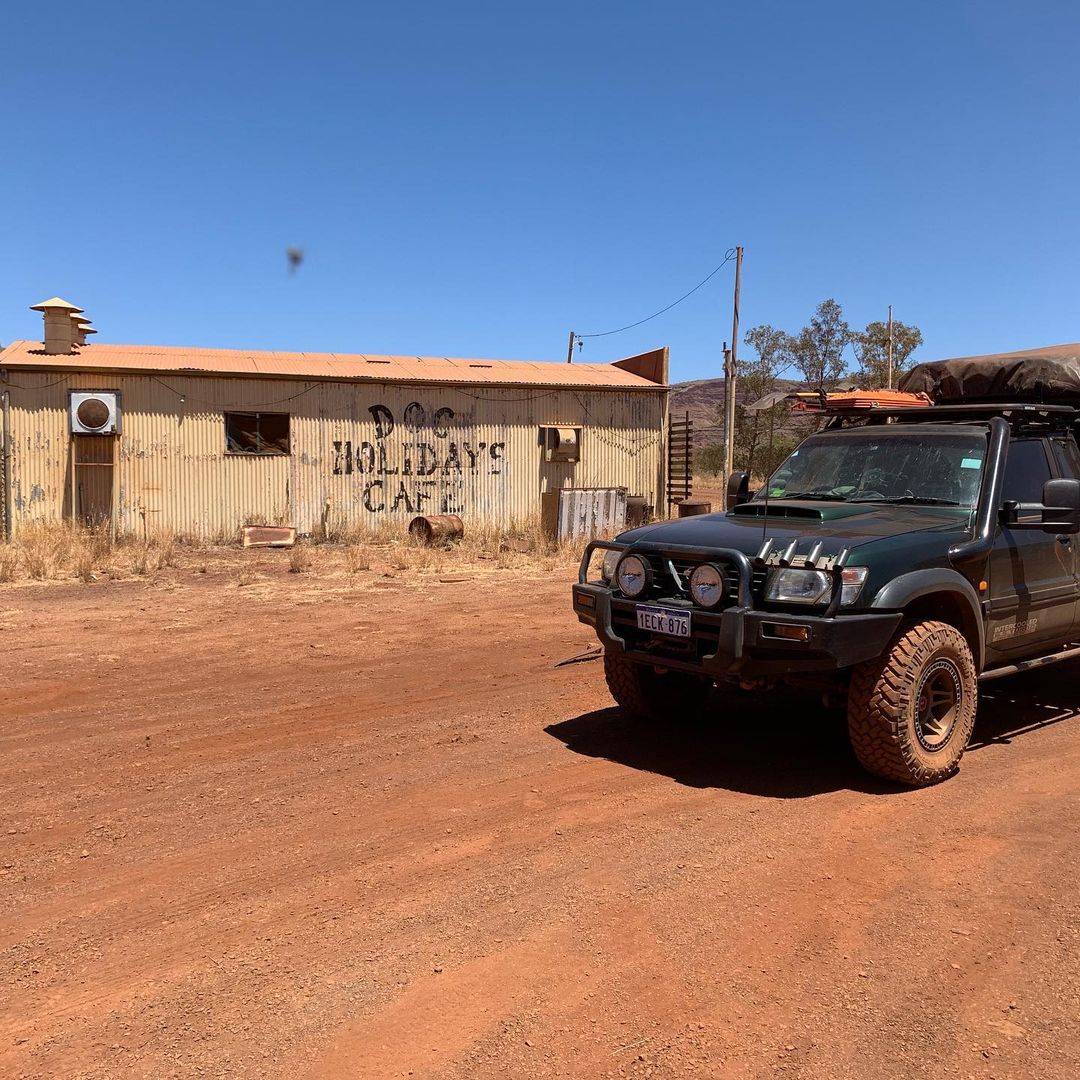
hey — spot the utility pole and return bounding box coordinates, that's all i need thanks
[886,304,894,389]
[566,330,576,364]
[723,246,743,491]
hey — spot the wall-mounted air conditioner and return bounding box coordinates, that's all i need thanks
[541,425,581,463]
[70,391,121,435]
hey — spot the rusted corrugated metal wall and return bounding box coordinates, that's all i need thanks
[3,371,667,537]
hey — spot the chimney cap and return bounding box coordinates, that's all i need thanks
[71,314,93,325]
[81,327,98,335]
[30,296,84,313]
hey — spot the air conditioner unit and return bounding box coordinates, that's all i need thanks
[70,391,121,435]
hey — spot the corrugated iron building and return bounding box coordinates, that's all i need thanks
[0,307,669,538]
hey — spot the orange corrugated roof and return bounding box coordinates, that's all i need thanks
[0,340,665,390]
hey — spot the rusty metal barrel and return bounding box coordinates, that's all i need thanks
[408,514,464,544]
[677,498,712,518]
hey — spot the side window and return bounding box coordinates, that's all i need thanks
[224,412,290,455]
[1002,439,1051,504]
[1051,438,1080,480]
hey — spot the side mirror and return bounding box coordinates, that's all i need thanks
[1001,478,1080,532]
[1043,478,1080,532]
[726,470,751,507]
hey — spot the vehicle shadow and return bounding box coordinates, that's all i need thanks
[545,689,891,799]
[971,663,1080,750]
[547,667,1080,798]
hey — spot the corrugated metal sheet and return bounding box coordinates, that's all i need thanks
[0,340,663,390]
[555,488,628,541]
[2,370,667,538]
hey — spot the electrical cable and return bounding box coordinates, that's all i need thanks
[1,375,73,389]
[577,249,738,340]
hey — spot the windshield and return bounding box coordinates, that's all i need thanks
[755,430,987,508]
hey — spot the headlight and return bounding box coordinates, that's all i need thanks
[601,548,622,582]
[766,568,832,604]
[689,563,725,608]
[765,566,869,606]
[615,554,649,598]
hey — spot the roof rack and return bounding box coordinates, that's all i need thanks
[872,403,1078,419]
[819,402,1079,431]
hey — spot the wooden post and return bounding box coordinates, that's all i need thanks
[723,246,743,496]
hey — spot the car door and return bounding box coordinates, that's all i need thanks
[1049,434,1080,635]
[986,436,1078,658]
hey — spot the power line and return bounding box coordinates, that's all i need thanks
[576,248,739,340]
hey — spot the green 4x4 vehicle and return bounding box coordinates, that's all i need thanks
[573,396,1080,787]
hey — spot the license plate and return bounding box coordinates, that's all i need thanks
[636,605,692,638]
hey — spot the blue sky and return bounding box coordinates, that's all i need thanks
[2,1,1078,383]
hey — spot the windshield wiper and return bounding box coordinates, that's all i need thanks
[777,491,848,501]
[849,494,962,506]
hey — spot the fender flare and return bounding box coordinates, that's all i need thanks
[869,569,985,670]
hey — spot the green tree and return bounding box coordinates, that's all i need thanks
[852,319,924,388]
[694,443,726,477]
[733,324,792,480]
[788,298,851,392]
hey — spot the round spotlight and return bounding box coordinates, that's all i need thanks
[615,554,649,598]
[689,563,725,608]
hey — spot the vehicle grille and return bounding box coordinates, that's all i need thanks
[638,552,766,606]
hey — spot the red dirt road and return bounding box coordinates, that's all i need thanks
[3,559,1080,1078]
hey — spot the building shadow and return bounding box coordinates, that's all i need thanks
[546,665,1080,798]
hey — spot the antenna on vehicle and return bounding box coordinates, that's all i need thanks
[761,465,771,549]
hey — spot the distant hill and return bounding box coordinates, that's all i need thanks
[669,377,802,442]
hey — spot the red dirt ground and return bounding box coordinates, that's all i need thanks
[3,555,1080,1079]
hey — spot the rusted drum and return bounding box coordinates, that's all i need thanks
[677,498,712,517]
[409,514,464,544]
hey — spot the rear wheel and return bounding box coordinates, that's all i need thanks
[847,620,977,786]
[603,650,712,721]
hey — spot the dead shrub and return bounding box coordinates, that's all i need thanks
[288,544,310,574]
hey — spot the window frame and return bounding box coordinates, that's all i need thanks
[1000,436,1054,506]
[223,411,291,457]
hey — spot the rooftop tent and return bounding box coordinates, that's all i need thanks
[900,342,1080,403]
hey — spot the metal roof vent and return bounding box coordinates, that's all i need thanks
[30,297,83,354]
[71,314,96,346]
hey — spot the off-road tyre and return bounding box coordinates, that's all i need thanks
[603,649,711,721]
[847,620,977,786]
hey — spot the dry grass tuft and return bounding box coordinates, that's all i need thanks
[130,541,153,576]
[288,544,311,574]
[0,546,17,583]
[345,544,371,574]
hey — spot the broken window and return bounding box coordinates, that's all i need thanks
[224,412,290,455]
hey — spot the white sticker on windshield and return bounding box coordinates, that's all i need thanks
[961,458,983,469]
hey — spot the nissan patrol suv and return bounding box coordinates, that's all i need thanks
[573,395,1080,786]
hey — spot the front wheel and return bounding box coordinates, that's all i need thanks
[847,620,977,786]
[603,650,712,721]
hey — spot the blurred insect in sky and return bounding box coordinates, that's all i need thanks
[286,247,304,274]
